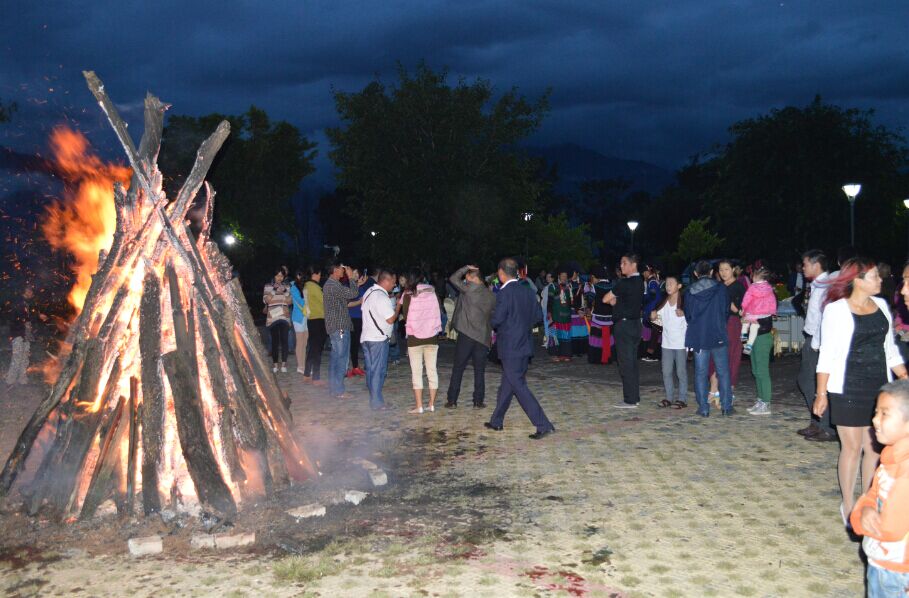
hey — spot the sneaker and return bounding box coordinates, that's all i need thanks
[743,344,752,355]
[272,365,278,373]
[409,407,424,414]
[354,367,367,376]
[280,365,287,373]
[748,400,771,415]
[345,369,355,378]
[296,368,305,374]
[641,355,658,362]
[614,402,639,409]
[427,405,435,412]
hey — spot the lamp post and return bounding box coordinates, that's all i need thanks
[842,184,861,246]
[522,212,533,260]
[627,220,639,251]
[223,233,236,247]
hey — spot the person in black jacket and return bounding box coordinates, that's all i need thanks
[684,261,733,416]
[603,254,645,408]
[485,258,555,439]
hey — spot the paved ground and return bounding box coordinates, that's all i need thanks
[0,340,865,597]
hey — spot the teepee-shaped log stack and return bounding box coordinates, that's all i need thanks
[0,72,314,520]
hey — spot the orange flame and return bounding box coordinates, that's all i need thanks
[41,127,132,312]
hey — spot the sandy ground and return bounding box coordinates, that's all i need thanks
[0,340,865,597]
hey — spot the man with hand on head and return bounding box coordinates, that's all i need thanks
[445,265,496,409]
[323,259,361,399]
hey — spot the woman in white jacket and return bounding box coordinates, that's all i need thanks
[814,258,908,524]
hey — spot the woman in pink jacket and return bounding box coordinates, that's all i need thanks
[401,271,443,414]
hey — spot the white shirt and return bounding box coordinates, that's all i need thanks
[361,286,395,342]
[804,271,831,349]
[658,300,688,350]
[816,297,903,394]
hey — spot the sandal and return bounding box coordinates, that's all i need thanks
[658,399,672,408]
[672,401,687,409]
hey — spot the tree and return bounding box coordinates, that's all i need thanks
[158,107,317,268]
[703,96,908,262]
[675,218,724,264]
[526,213,594,272]
[327,63,552,269]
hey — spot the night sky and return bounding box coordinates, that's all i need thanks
[2,1,908,182]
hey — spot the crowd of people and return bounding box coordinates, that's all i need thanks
[5,247,909,593]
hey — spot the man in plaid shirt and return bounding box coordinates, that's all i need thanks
[323,260,360,398]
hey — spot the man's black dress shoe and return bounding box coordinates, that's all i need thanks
[721,408,735,416]
[483,422,503,431]
[473,402,486,408]
[444,401,457,409]
[529,428,554,440]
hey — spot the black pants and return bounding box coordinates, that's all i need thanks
[446,335,488,405]
[350,317,363,369]
[304,318,327,380]
[797,333,833,434]
[489,356,554,433]
[269,321,290,364]
[613,319,642,404]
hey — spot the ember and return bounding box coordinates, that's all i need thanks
[0,72,315,521]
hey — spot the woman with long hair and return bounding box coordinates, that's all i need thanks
[290,269,309,374]
[303,267,327,385]
[263,267,292,372]
[815,258,907,525]
[401,270,442,414]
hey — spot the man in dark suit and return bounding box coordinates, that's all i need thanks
[485,258,555,439]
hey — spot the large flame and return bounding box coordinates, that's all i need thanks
[41,127,132,311]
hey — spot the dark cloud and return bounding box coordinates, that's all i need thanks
[2,0,907,176]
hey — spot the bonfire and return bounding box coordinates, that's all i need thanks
[0,72,314,521]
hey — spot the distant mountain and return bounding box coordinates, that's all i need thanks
[524,143,675,196]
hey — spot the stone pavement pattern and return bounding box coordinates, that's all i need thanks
[0,343,864,596]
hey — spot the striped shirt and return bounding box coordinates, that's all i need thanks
[323,277,359,334]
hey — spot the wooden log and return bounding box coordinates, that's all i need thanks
[78,395,126,520]
[197,183,215,245]
[224,278,315,481]
[169,120,230,225]
[161,351,236,516]
[138,271,164,515]
[25,338,105,513]
[138,93,168,166]
[27,353,122,517]
[125,377,139,515]
[193,299,244,487]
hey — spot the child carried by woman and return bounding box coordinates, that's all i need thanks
[740,265,777,355]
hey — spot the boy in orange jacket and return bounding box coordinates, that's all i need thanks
[850,379,909,596]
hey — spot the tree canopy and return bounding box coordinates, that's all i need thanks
[159,106,317,266]
[636,97,908,268]
[327,63,572,270]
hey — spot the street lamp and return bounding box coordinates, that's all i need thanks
[842,184,861,246]
[223,233,236,246]
[627,221,639,251]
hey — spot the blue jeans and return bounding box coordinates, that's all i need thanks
[361,340,389,408]
[328,330,351,396]
[867,565,909,598]
[694,345,732,413]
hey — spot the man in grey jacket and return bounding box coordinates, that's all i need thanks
[445,265,496,408]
